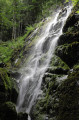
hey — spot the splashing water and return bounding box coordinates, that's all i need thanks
[16,5,72,116]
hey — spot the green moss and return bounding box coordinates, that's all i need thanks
[73,63,79,71]
[58,71,79,120]
[4,101,16,111]
[50,55,70,70]
[63,3,79,33]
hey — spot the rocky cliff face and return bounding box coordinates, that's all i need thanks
[31,4,79,120]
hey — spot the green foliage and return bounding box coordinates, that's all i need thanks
[76,10,79,13]
[73,63,79,70]
[0,0,63,41]
[0,24,35,64]
[0,68,12,90]
[0,34,26,63]
[66,0,79,5]
[25,25,34,35]
[72,0,79,5]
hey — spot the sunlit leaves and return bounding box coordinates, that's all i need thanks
[66,0,79,5]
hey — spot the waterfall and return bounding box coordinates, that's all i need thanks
[16,5,72,116]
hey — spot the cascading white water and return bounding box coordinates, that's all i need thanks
[16,5,72,117]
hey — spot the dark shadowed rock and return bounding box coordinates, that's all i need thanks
[0,102,17,120]
[63,14,78,32]
[48,67,69,75]
[55,42,79,67]
[18,112,28,120]
[0,63,6,68]
[58,32,79,46]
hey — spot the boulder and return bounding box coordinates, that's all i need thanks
[55,42,79,67]
[48,55,70,74]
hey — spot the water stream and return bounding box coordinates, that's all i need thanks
[16,4,72,119]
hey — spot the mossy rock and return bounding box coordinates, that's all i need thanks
[58,32,79,46]
[63,4,79,33]
[32,73,60,120]
[57,71,79,120]
[55,42,79,67]
[0,101,17,120]
[48,55,70,74]
[0,68,18,104]
[63,14,78,33]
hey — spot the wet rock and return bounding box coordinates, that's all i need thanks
[57,8,67,20]
[42,37,51,53]
[53,21,62,32]
[10,71,21,79]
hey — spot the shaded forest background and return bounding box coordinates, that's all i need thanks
[0,0,63,41]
